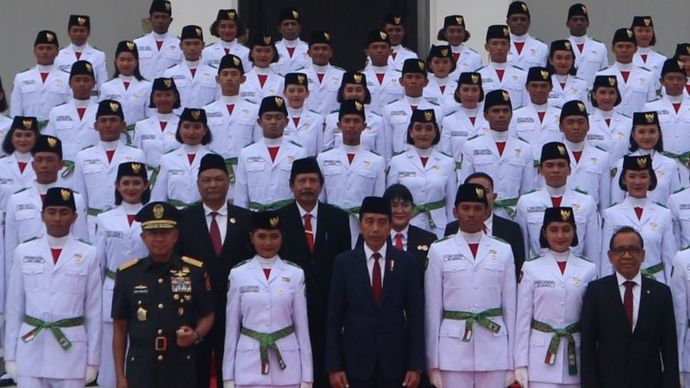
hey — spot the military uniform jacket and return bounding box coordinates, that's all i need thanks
[205,98,260,160]
[439,107,489,163]
[132,113,181,169]
[223,257,312,385]
[634,49,667,80]
[0,153,36,208]
[10,66,70,121]
[448,44,483,80]
[55,43,108,88]
[387,149,457,238]
[548,75,589,108]
[516,188,601,260]
[285,109,324,157]
[4,184,89,279]
[362,66,403,115]
[44,100,100,163]
[382,97,443,161]
[569,36,608,86]
[508,35,549,70]
[95,205,147,322]
[150,147,211,207]
[596,64,657,116]
[111,256,214,388]
[234,138,306,209]
[274,38,311,75]
[645,96,690,184]
[425,75,458,111]
[388,45,419,72]
[601,198,676,282]
[301,64,345,115]
[74,143,145,212]
[510,103,562,159]
[424,233,517,371]
[163,62,218,109]
[587,110,632,164]
[560,143,611,209]
[134,33,183,82]
[611,151,681,206]
[5,235,101,379]
[99,77,153,125]
[515,252,597,384]
[478,63,530,108]
[323,109,384,156]
[459,133,536,215]
[669,188,690,248]
[670,248,690,372]
[239,69,285,103]
[202,40,252,73]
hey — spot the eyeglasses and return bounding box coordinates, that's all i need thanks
[610,246,643,256]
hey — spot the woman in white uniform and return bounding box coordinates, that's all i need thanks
[94,161,149,388]
[222,211,313,388]
[202,9,251,72]
[0,116,38,207]
[0,77,12,155]
[514,207,597,388]
[631,16,667,79]
[586,75,631,162]
[424,43,458,109]
[240,32,284,103]
[546,40,588,108]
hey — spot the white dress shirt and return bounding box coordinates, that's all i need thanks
[390,226,409,251]
[616,271,642,330]
[297,201,319,238]
[204,202,228,243]
[484,216,494,235]
[364,242,388,285]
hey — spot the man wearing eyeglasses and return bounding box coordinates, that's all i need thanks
[580,226,679,388]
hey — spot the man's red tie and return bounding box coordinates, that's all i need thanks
[551,196,562,207]
[226,104,235,115]
[452,52,460,63]
[263,268,271,279]
[317,73,325,83]
[624,280,635,331]
[496,141,506,156]
[303,214,314,253]
[468,243,479,258]
[156,40,163,50]
[257,74,268,87]
[620,71,630,84]
[495,69,505,82]
[267,146,279,162]
[605,118,611,127]
[40,72,49,83]
[376,73,385,84]
[187,153,196,165]
[287,47,295,58]
[190,68,197,78]
[77,107,86,120]
[18,162,27,174]
[123,81,130,90]
[127,214,136,226]
[469,116,476,125]
[673,103,681,113]
[572,151,582,163]
[75,52,82,60]
[537,111,545,123]
[634,206,643,220]
[640,54,647,63]
[51,248,62,264]
[394,233,404,250]
[292,117,300,127]
[347,153,355,164]
[390,52,397,61]
[514,42,525,55]
[106,150,115,163]
[371,252,382,304]
[576,43,584,53]
[209,212,222,256]
[159,121,168,131]
[439,85,446,94]
[420,156,428,167]
[557,261,567,274]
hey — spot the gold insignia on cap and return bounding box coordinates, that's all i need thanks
[679,61,685,69]
[153,204,164,219]
[60,189,71,201]
[353,73,363,83]
[521,3,528,11]
[645,112,655,123]
[109,102,120,112]
[163,78,172,88]
[581,5,588,13]
[126,41,135,50]
[608,76,616,86]
[274,96,284,107]
[686,46,690,54]
[46,32,55,42]
[195,27,202,37]
[503,27,509,37]
[324,32,330,41]
[471,74,479,83]
[636,156,647,168]
[502,91,510,101]
[292,10,299,19]
[164,1,171,11]
[540,70,549,80]
[626,29,633,38]
[228,10,236,20]
[557,144,566,155]
[233,56,240,66]
[560,209,571,221]
[131,163,142,174]
[354,101,363,111]
[47,137,57,148]
[394,16,401,24]
[85,63,92,72]
[379,31,387,40]
[424,110,433,122]
[297,74,306,84]
[577,102,586,112]
[269,216,279,227]
[418,60,425,70]
[564,41,572,50]
[77,16,87,25]
[441,48,449,56]
[476,187,485,198]
[22,119,33,130]
[643,17,651,26]
[456,16,464,25]
[263,36,272,45]
[191,110,201,120]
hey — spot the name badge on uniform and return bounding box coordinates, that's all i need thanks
[399,171,415,178]
[680,204,690,210]
[391,110,406,116]
[281,276,290,283]
[247,156,263,163]
[527,206,546,213]
[17,203,36,211]
[323,160,341,167]
[133,284,148,294]
[473,149,492,156]
[517,117,534,123]
[169,169,185,176]
[443,254,463,262]
[240,285,260,294]
[22,256,44,264]
[106,231,124,238]
[85,159,101,165]
[534,280,556,288]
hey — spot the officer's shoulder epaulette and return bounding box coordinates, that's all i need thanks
[525,254,543,262]
[434,235,452,243]
[647,98,661,103]
[594,145,607,152]
[439,151,452,158]
[232,259,250,269]
[320,146,333,153]
[523,188,538,195]
[535,37,546,44]
[125,144,138,149]
[513,105,526,112]
[444,110,456,117]
[573,187,589,195]
[620,112,631,118]
[163,148,177,155]
[466,134,480,141]
[54,101,68,108]
[329,109,339,114]
[368,149,381,156]
[426,99,440,106]
[490,235,509,245]
[516,135,529,143]
[181,256,204,268]
[204,42,213,48]
[394,69,402,73]
[476,65,487,71]
[591,38,603,43]
[78,238,92,246]
[639,66,651,72]
[0,155,7,160]
[466,46,478,54]
[81,144,95,151]
[673,187,687,195]
[654,202,668,209]
[392,150,405,157]
[118,258,140,271]
[283,260,302,269]
[576,254,593,263]
[166,63,178,70]
[13,187,28,195]
[369,110,382,117]
[681,244,690,252]
[22,236,39,243]
[512,65,524,71]
[289,140,303,148]
[307,109,320,115]
[386,99,402,105]
[606,201,620,209]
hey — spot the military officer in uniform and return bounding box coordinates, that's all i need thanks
[566,3,608,86]
[133,0,182,82]
[505,1,548,70]
[514,207,597,388]
[54,15,108,89]
[4,187,102,387]
[222,211,313,388]
[478,25,529,109]
[362,29,404,115]
[112,201,215,388]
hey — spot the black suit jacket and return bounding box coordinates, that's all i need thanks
[444,214,526,276]
[325,244,425,380]
[580,275,679,388]
[405,225,437,286]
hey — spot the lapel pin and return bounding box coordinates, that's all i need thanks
[388,258,395,272]
[230,217,236,224]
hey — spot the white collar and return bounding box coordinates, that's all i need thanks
[616,271,642,287]
[203,202,228,217]
[296,201,319,219]
[364,241,387,260]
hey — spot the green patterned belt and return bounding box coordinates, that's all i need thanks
[168,199,200,209]
[37,120,48,130]
[21,315,84,350]
[412,199,446,229]
[105,268,117,280]
[61,160,75,179]
[663,151,690,167]
[493,197,518,218]
[531,319,580,375]
[240,325,295,374]
[443,308,503,342]
[225,157,238,184]
[641,262,664,277]
[249,199,294,212]
[87,207,104,216]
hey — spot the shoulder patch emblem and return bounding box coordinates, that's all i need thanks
[118,258,140,271]
[181,256,204,267]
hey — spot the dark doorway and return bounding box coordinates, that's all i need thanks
[239,0,418,72]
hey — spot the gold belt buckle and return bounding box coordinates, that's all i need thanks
[154,336,168,351]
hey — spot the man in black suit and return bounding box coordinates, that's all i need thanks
[278,157,351,388]
[444,172,526,277]
[176,154,253,388]
[581,226,679,388]
[326,196,424,388]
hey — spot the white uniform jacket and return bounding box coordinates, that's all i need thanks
[99,77,153,125]
[478,63,530,109]
[132,114,181,169]
[509,104,562,159]
[239,69,285,103]
[0,153,36,208]
[55,43,108,88]
[645,96,690,186]
[223,257,312,385]
[634,49,667,80]
[586,110,632,164]
[596,64,657,116]
[382,98,443,161]
[439,108,489,164]
[568,36,608,86]
[361,66,403,115]
[202,40,252,73]
[670,248,690,372]
[548,76,589,108]
[448,44,483,80]
[425,233,517,371]
[323,109,385,156]
[425,75,458,112]
[667,187,690,249]
[300,64,345,116]
[5,235,101,379]
[150,147,211,208]
[133,33,182,82]
[274,38,311,75]
[44,100,101,167]
[611,151,682,206]
[163,62,218,108]
[285,109,324,157]
[561,143,611,209]
[508,35,549,70]
[10,66,70,121]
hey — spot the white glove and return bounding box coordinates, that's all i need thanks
[300,383,313,388]
[85,365,98,384]
[4,361,16,381]
[223,381,235,388]
[428,368,443,388]
[515,367,528,387]
[505,370,516,386]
